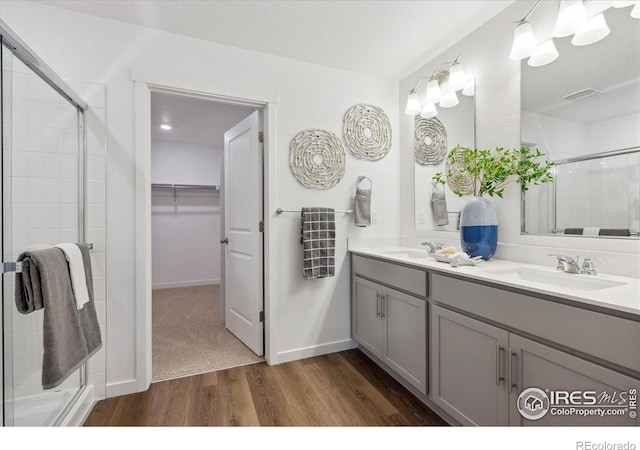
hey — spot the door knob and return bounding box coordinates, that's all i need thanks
[220,238,228,244]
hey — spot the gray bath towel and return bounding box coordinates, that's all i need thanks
[15,243,102,390]
[301,207,336,279]
[431,182,449,226]
[354,176,372,227]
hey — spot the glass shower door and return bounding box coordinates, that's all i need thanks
[1,42,85,426]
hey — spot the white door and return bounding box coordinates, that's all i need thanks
[223,111,264,356]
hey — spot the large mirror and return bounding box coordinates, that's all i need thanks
[521,6,640,238]
[414,82,475,231]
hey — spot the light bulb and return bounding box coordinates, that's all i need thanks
[420,103,438,119]
[404,91,421,115]
[448,62,466,91]
[632,2,640,17]
[528,39,560,66]
[425,79,442,104]
[439,90,459,108]
[571,13,610,45]
[510,21,538,60]
[462,79,475,96]
[553,0,589,37]
[160,123,172,130]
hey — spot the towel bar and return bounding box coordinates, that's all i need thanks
[276,208,353,215]
[2,243,94,274]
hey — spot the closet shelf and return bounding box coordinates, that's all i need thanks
[151,183,220,191]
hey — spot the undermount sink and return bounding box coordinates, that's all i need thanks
[380,249,429,259]
[486,267,625,292]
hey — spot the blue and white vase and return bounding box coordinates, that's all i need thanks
[460,196,498,260]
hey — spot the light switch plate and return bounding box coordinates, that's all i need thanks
[372,210,380,224]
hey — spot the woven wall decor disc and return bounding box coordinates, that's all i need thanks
[446,146,475,195]
[289,129,346,190]
[343,104,392,161]
[414,116,448,165]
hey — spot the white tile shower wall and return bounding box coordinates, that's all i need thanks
[6,58,84,409]
[399,1,640,276]
[2,1,400,388]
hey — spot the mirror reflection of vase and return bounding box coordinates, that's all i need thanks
[460,196,498,260]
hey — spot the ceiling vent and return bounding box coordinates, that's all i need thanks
[563,88,604,102]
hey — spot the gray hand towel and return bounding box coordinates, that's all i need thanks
[431,183,449,226]
[355,176,372,227]
[301,207,336,279]
[15,243,102,390]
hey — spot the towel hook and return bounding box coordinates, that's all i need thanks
[356,175,372,190]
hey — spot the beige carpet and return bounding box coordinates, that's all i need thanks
[152,285,264,382]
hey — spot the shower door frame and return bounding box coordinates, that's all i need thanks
[0,19,89,427]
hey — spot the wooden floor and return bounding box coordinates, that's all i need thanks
[84,349,447,426]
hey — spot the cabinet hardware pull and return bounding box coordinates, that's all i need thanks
[510,350,518,393]
[496,344,504,385]
[376,293,381,318]
[382,294,388,318]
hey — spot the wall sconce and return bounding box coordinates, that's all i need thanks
[404,54,474,118]
[509,0,637,67]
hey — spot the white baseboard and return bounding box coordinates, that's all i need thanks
[275,338,358,365]
[106,379,138,398]
[60,385,94,427]
[152,279,220,289]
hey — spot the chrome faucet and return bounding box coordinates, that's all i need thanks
[422,241,445,253]
[549,254,581,274]
[549,254,607,275]
[579,256,607,276]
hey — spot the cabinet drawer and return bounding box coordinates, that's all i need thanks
[431,274,640,374]
[352,254,427,297]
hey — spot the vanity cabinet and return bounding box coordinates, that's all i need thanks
[432,305,640,426]
[351,255,428,395]
[430,305,509,426]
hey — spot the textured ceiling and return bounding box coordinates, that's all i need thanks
[34,0,515,80]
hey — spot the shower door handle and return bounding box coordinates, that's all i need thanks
[220,238,228,244]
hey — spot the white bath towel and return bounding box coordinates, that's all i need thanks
[54,243,90,310]
[583,227,600,237]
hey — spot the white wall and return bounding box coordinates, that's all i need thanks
[151,140,221,288]
[399,0,640,278]
[1,1,400,393]
[586,112,640,155]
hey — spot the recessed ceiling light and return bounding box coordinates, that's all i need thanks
[160,123,172,130]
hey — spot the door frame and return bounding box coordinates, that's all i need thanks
[133,68,277,392]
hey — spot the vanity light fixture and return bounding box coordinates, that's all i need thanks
[404,54,472,117]
[553,0,589,37]
[571,12,611,45]
[160,123,172,131]
[510,0,634,67]
[528,38,560,66]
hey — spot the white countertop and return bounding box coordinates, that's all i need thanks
[349,246,640,317]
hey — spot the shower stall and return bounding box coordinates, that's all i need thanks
[1,21,89,426]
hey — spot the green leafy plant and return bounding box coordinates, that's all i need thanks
[433,144,554,198]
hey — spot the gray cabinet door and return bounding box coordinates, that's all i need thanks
[352,276,384,358]
[508,334,640,426]
[431,305,510,426]
[382,287,427,394]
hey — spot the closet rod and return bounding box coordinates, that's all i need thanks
[151,183,220,190]
[276,208,353,215]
